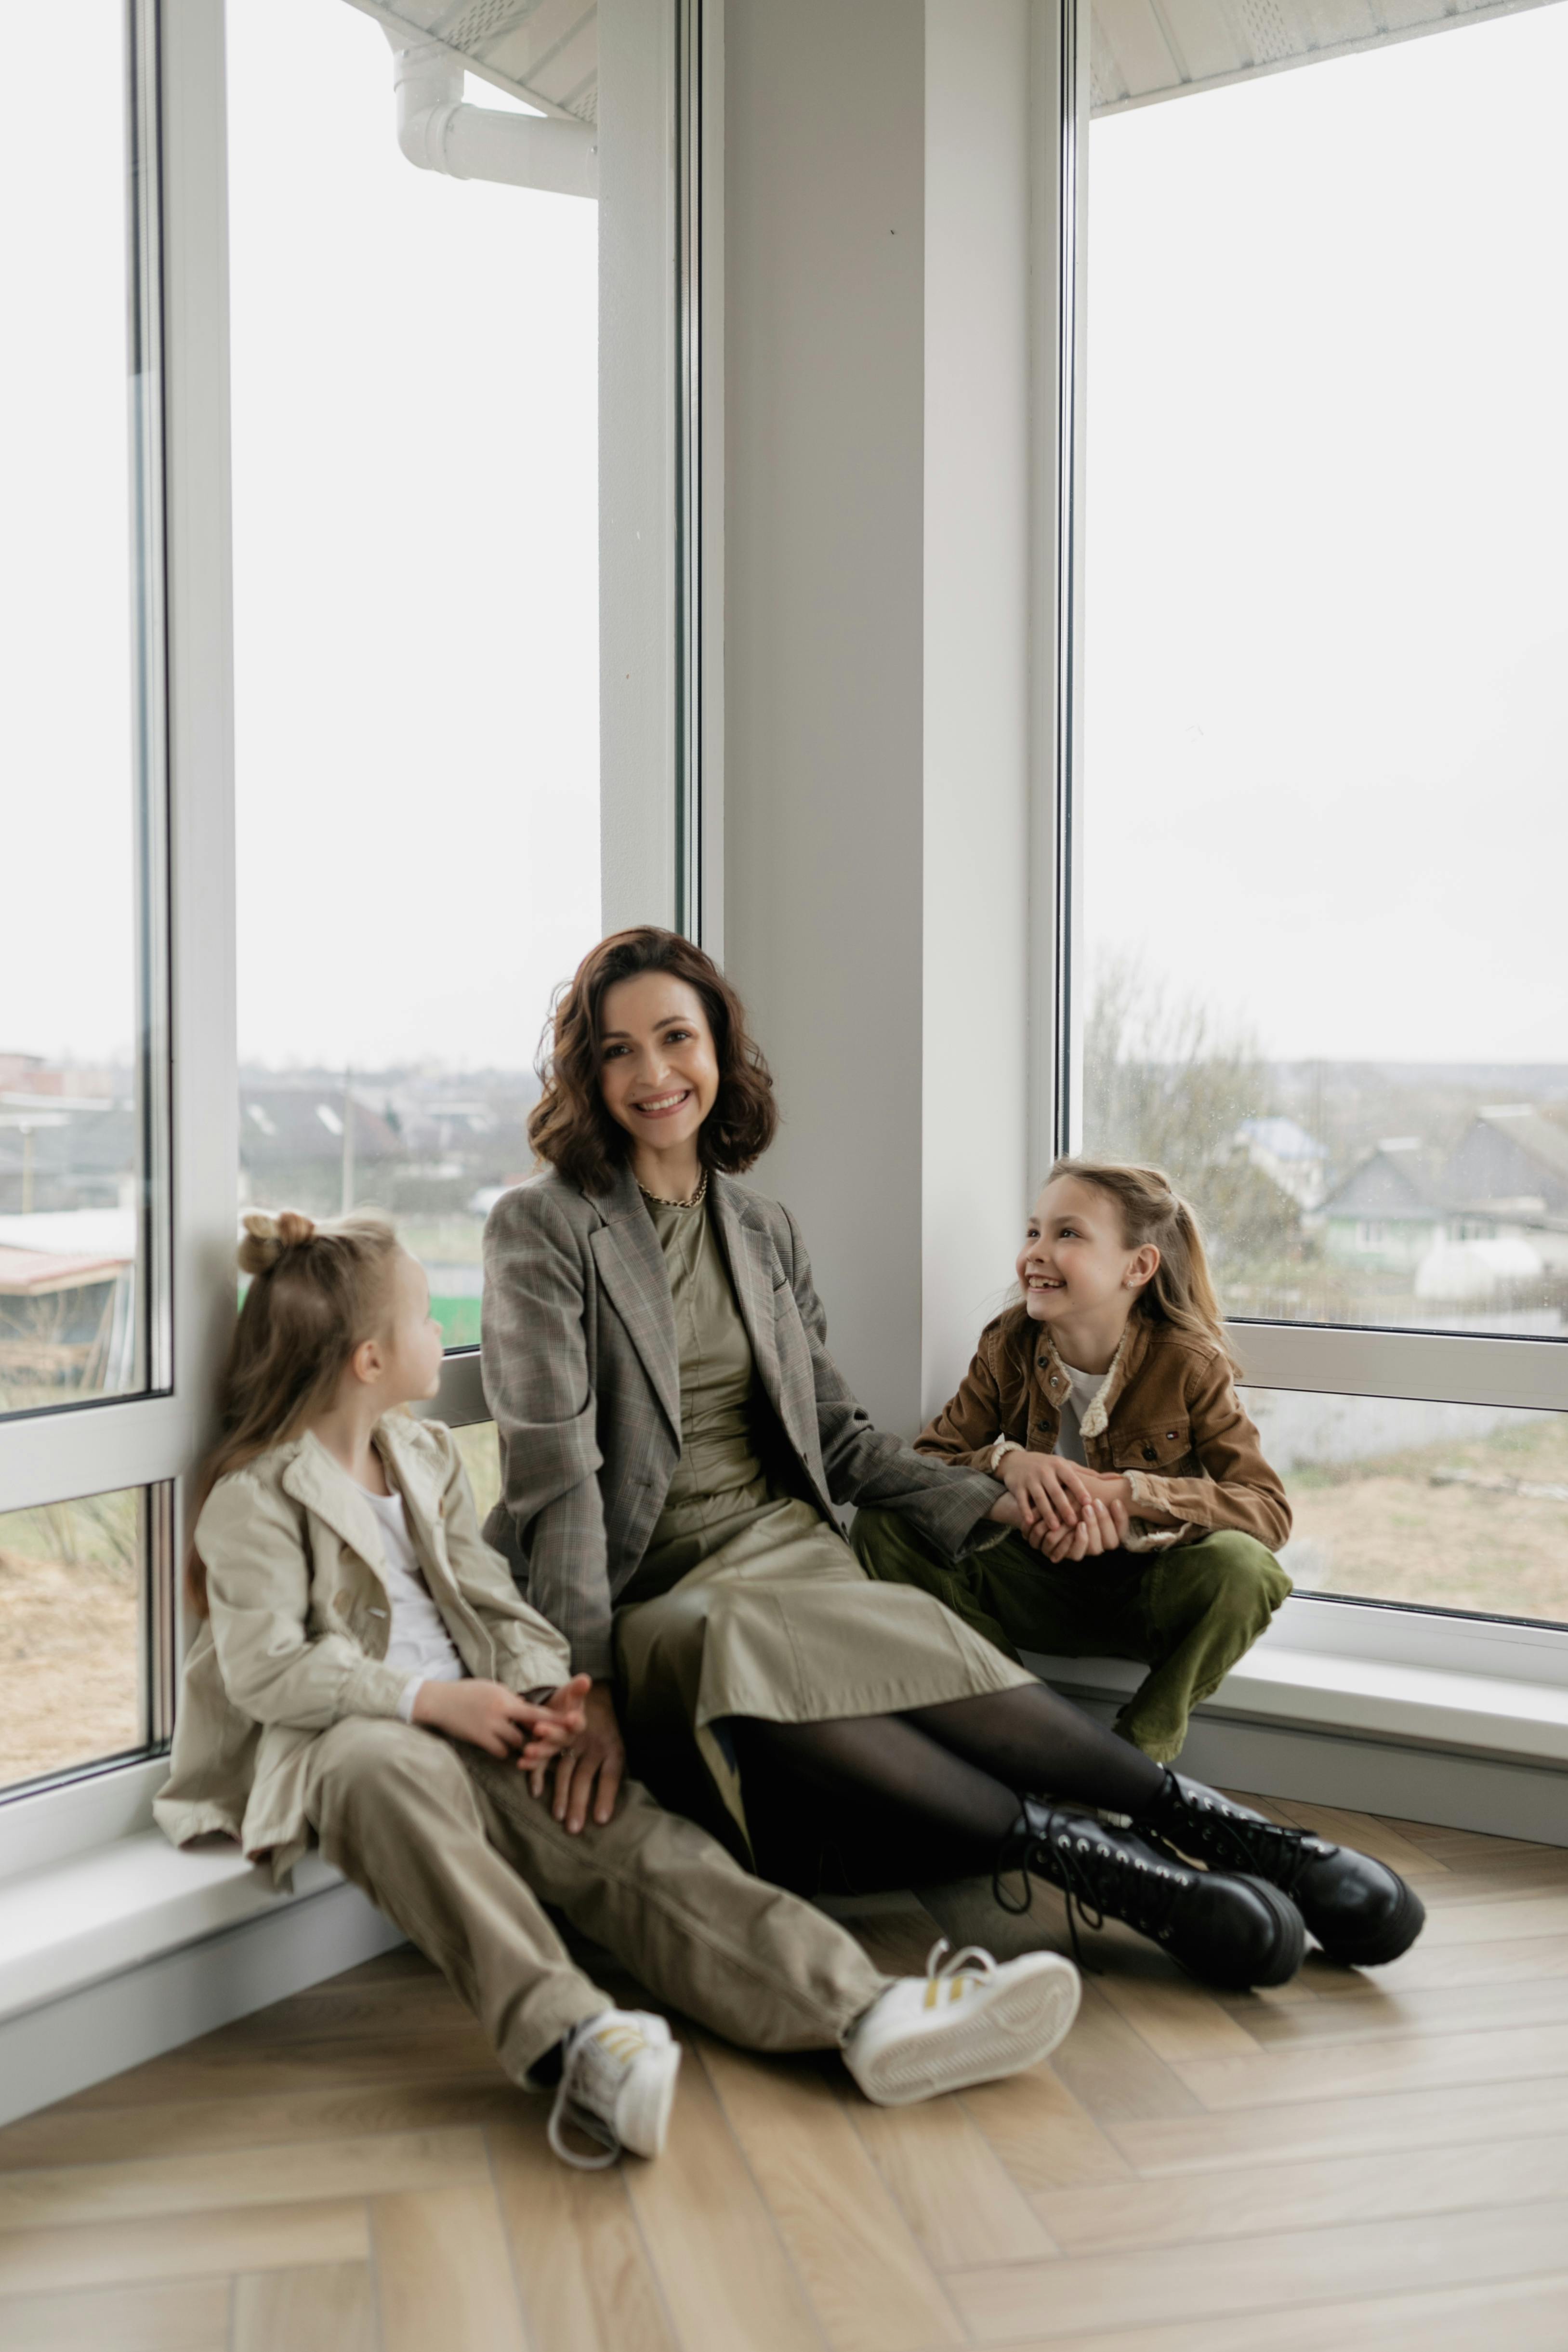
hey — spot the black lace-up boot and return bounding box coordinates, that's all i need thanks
[1139,1772,1425,1968]
[995,1801,1305,1991]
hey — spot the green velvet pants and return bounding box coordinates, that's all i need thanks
[850,1508,1291,1765]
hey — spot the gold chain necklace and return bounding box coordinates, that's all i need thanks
[637,1168,709,1211]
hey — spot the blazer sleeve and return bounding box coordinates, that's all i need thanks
[913,1339,1019,1471]
[481,1185,617,1680]
[426,1423,574,1693]
[782,1204,1005,1558]
[1123,1355,1293,1552]
[198,1474,412,1729]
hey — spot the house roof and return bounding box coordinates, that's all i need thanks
[1318,1143,1449,1221]
[1467,1107,1568,1187]
[1239,1116,1324,1165]
[240,1090,403,1168]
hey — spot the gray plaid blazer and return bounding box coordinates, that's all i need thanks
[480,1163,1004,1678]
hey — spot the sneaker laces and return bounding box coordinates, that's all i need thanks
[995,1805,1184,1975]
[920,1938,997,2008]
[546,2015,655,2172]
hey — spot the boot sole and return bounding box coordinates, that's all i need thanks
[1176,1875,1305,1992]
[1312,1875,1426,1969]
[850,1956,1082,2107]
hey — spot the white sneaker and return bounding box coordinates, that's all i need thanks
[547,2009,682,2169]
[843,1940,1081,2108]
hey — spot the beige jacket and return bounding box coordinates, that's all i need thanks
[916,1309,1291,1554]
[155,1415,570,1883]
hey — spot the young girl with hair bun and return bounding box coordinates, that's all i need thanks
[157,1210,1084,2173]
[856,1157,1426,1969]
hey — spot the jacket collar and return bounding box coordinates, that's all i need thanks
[279,1418,445,1580]
[580,1163,793,1451]
[1032,1313,1153,1440]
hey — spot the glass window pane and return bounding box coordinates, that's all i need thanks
[1080,4,1568,1343]
[0,5,159,1413]
[0,1487,147,1791]
[1250,1389,1568,1629]
[227,2,601,1346]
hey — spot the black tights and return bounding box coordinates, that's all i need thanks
[731,1683,1165,1893]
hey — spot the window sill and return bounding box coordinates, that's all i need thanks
[0,1828,345,2025]
[1027,1640,1568,1768]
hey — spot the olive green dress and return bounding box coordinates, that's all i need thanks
[613,1195,1034,1847]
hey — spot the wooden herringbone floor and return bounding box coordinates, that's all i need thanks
[2,1797,1568,2351]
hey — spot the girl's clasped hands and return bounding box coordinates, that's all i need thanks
[996,1449,1132,1562]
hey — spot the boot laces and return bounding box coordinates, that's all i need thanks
[1173,1790,1327,1899]
[994,1806,1184,1976]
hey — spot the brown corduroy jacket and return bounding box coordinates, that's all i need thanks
[914,1309,1291,1555]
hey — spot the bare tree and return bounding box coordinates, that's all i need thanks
[1079,954,1302,1273]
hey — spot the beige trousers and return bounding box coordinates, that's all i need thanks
[302,1717,887,2086]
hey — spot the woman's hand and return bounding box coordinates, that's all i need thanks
[534,1679,627,1831]
[413,1674,591,1766]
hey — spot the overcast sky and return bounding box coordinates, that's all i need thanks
[7,0,1566,1074]
[1084,0,1568,1065]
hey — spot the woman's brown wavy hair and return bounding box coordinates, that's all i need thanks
[529,928,777,1194]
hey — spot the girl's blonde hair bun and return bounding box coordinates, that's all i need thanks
[238,1208,317,1276]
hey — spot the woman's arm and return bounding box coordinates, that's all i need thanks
[781,1204,1004,1556]
[480,1185,618,1680]
[200,1476,412,1729]
[1120,1356,1292,1552]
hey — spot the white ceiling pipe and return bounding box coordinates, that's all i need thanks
[390,39,598,199]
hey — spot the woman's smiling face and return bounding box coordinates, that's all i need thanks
[1017,1175,1153,1327]
[597,972,721,1158]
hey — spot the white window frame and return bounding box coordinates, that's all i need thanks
[1055,0,1568,1686]
[0,0,694,1867]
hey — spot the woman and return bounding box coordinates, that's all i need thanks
[479,930,1408,1986]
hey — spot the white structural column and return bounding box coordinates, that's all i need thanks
[923,2,1035,1421]
[723,0,1051,1434]
[599,0,681,934]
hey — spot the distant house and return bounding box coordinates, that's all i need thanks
[240,1086,404,1215]
[1318,1139,1461,1273]
[1443,1105,1568,1217]
[1236,1116,1328,1210]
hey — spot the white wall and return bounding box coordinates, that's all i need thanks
[724,0,929,1434]
[723,0,1042,1434]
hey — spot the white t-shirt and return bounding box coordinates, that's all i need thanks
[1054,1361,1107,1467]
[358,1487,467,1722]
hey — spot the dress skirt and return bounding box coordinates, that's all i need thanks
[615,1191,1036,1851]
[614,1493,1035,1848]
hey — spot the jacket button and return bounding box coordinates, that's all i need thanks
[1143,1443,1158,1461]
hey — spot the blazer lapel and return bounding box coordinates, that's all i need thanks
[589,1163,682,1442]
[710,1178,797,1448]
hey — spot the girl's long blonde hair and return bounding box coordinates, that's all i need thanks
[186,1209,402,1615]
[1038,1156,1237,1373]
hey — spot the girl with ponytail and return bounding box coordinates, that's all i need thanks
[158,1210,1092,2168]
[854,1158,1294,1766]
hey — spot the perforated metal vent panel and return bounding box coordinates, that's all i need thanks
[1091,0,1561,111]
[343,0,597,123]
